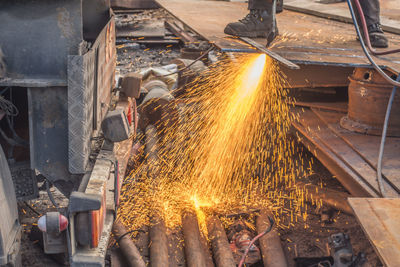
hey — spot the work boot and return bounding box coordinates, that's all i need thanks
[224,9,278,45]
[368,23,388,48]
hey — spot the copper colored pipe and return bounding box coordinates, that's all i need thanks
[182,211,209,267]
[207,216,236,267]
[145,125,169,267]
[149,216,169,267]
[112,222,146,267]
[256,210,288,267]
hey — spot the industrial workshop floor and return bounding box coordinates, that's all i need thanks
[18,6,390,267]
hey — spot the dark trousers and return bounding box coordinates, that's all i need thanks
[248,0,274,9]
[355,0,380,26]
[248,0,380,26]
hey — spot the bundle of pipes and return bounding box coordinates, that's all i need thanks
[140,124,288,267]
[116,55,294,266]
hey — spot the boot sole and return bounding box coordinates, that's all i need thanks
[224,26,271,38]
[225,26,278,46]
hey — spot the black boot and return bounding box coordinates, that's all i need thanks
[368,23,388,48]
[224,7,278,44]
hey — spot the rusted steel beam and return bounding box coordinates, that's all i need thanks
[112,222,146,267]
[182,211,208,267]
[149,216,169,267]
[256,210,288,267]
[207,216,236,267]
[297,181,353,215]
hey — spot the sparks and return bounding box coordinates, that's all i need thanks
[118,53,312,234]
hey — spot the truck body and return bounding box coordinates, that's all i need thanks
[0,1,132,265]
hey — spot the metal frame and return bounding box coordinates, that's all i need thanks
[0,0,116,185]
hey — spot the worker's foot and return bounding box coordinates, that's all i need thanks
[224,9,278,45]
[368,23,388,48]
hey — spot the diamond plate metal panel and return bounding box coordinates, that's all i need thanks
[93,18,116,132]
[68,50,96,174]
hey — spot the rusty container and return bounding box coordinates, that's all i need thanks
[340,68,400,137]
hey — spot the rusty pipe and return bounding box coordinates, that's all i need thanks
[297,181,353,215]
[145,125,158,162]
[149,216,169,267]
[112,222,146,267]
[200,228,215,267]
[207,216,236,267]
[144,125,169,266]
[256,210,288,267]
[182,211,209,267]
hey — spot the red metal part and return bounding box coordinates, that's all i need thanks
[90,189,106,248]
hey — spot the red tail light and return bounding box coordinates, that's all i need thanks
[90,187,106,248]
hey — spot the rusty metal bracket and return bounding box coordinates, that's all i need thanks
[239,37,300,70]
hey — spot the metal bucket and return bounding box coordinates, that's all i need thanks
[340,68,400,137]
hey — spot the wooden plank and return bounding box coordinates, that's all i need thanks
[293,101,348,113]
[293,119,377,197]
[284,0,400,35]
[348,198,400,267]
[296,108,399,197]
[312,109,400,193]
[156,0,400,73]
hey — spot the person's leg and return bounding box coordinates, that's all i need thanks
[359,0,380,27]
[248,0,272,9]
[224,0,278,45]
[353,0,388,48]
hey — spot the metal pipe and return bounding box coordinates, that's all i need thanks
[207,216,236,267]
[112,222,146,267]
[297,181,353,215]
[182,211,208,267]
[145,125,159,168]
[149,216,169,267]
[145,124,169,267]
[200,228,215,267]
[256,210,288,267]
[77,172,91,192]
